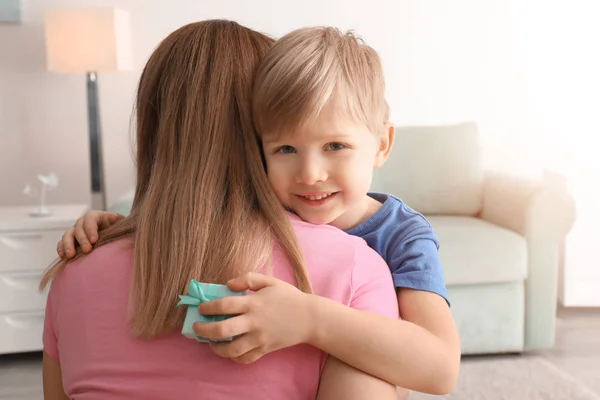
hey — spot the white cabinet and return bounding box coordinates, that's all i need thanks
[0,204,87,354]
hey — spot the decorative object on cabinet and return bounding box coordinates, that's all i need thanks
[22,173,59,217]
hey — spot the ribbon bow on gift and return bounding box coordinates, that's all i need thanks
[177,279,210,306]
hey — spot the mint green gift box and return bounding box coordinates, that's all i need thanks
[177,279,247,343]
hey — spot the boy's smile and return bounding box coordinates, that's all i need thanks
[297,191,338,205]
[262,106,393,231]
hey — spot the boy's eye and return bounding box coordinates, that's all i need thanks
[275,145,296,154]
[325,142,347,151]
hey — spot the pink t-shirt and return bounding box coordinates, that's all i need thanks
[43,217,398,400]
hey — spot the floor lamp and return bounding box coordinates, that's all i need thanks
[44,8,133,210]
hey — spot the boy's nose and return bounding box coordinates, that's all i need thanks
[295,160,327,185]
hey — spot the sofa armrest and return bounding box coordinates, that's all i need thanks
[480,172,575,350]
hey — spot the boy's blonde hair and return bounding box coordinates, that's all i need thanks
[253,26,389,137]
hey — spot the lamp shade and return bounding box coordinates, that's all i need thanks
[44,8,133,74]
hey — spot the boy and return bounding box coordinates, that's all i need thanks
[57,26,460,394]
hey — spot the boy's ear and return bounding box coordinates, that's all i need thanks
[374,122,395,169]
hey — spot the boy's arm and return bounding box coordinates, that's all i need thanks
[197,241,457,393]
[317,356,398,400]
[199,282,452,393]
[306,290,459,395]
[399,288,460,386]
[309,224,459,394]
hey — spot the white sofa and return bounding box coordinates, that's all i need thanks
[373,122,575,354]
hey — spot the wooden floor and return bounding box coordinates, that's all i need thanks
[1,306,599,399]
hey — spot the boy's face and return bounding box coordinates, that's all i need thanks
[262,108,393,230]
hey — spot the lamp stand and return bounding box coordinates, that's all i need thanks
[86,71,106,210]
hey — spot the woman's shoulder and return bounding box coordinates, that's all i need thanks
[288,217,385,274]
[70,237,134,265]
[287,218,392,308]
[290,217,358,242]
[61,237,135,283]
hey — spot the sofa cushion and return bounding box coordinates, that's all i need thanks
[373,122,484,216]
[428,216,527,285]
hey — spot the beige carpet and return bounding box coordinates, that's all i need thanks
[410,355,600,400]
[2,354,599,399]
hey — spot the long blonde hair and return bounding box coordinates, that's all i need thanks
[40,20,311,339]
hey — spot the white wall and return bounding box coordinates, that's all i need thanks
[514,0,600,307]
[1,0,542,208]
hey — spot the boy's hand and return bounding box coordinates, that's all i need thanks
[193,272,314,364]
[57,211,124,258]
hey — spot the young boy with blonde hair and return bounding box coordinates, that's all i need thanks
[57,26,460,395]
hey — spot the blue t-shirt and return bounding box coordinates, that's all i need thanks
[346,193,450,305]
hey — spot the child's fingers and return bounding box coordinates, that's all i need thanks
[82,212,104,243]
[101,213,124,229]
[226,279,252,292]
[198,296,250,316]
[74,217,93,252]
[97,214,112,231]
[110,212,125,222]
[193,315,251,340]
[227,272,278,292]
[56,240,65,258]
[209,335,262,361]
[61,227,77,258]
[231,347,265,365]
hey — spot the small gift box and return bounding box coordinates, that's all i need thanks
[177,279,247,343]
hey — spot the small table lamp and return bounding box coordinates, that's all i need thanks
[44,8,133,210]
